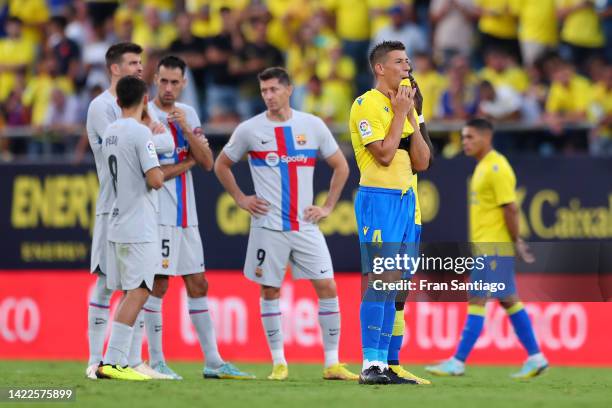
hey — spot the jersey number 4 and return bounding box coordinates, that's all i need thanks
[108,154,118,195]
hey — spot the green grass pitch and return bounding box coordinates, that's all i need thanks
[1,361,611,408]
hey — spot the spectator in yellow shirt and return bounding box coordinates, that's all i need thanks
[315,43,355,124]
[544,60,592,135]
[22,56,74,127]
[412,51,448,120]
[132,5,178,56]
[8,0,49,43]
[478,49,529,94]
[510,0,558,68]
[323,0,371,94]
[473,0,520,63]
[286,23,320,109]
[0,17,37,102]
[557,0,605,71]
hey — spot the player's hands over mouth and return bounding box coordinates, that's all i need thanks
[388,85,416,117]
[408,72,424,115]
[303,205,331,223]
[168,108,188,131]
[238,194,269,217]
[516,238,536,264]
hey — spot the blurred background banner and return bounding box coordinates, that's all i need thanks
[0,271,610,365]
[1,156,611,270]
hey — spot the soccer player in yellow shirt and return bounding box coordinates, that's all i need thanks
[425,118,548,379]
[350,40,431,385]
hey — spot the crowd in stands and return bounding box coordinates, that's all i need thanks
[0,0,610,161]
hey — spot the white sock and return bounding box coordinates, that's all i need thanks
[87,275,112,366]
[527,352,546,364]
[188,296,224,369]
[104,321,133,366]
[362,360,384,371]
[318,297,340,368]
[144,295,164,367]
[127,310,145,367]
[260,298,286,366]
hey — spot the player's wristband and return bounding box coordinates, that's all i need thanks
[418,115,425,124]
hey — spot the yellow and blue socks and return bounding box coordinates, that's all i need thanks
[454,305,486,362]
[359,286,388,368]
[507,302,540,356]
[387,310,405,365]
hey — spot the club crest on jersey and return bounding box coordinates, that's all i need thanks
[296,134,307,145]
[359,120,372,138]
[162,259,169,269]
[255,267,263,277]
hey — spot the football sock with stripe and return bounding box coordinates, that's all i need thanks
[377,290,397,367]
[188,296,224,369]
[87,274,112,366]
[387,309,405,366]
[143,295,164,367]
[261,298,286,366]
[103,321,133,366]
[454,305,486,362]
[507,302,540,356]
[318,297,340,368]
[360,285,388,369]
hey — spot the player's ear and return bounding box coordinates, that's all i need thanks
[287,84,293,97]
[142,94,148,106]
[374,63,384,77]
[109,63,120,77]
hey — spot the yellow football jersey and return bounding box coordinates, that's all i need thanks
[349,89,419,192]
[469,150,516,244]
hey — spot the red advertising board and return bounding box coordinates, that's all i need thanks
[0,271,610,366]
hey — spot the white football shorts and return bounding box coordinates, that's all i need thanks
[244,226,334,287]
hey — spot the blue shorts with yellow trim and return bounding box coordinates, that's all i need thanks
[354,186,420,275]
[469,255,517,298]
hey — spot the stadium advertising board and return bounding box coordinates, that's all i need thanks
[1,157,611,270]
[0,271,609,365]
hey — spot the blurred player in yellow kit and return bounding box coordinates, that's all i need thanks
[426,118,548,379]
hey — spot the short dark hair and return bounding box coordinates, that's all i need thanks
[50,15,68,30]
[258,67,291,86]
[465,118,494,133]
[157,55,186,76]
[105,42,143,69]
[6,16,22,26]
[116,76,147,109]
[369,41,406,73]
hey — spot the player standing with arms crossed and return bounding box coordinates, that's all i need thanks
[144,55,254,380]
[96,76,164,380]
[349,41,431,385]
[85,42,174,379]
[215,67,358,381]
[425,118,548,379]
